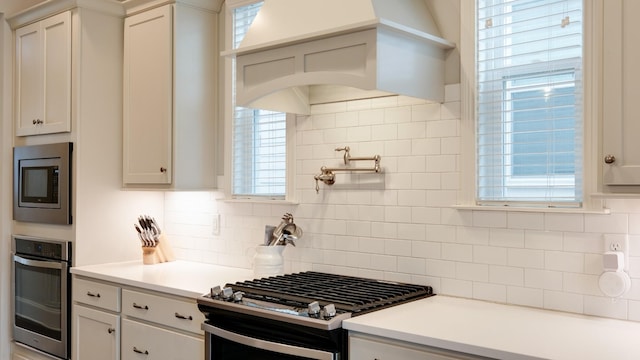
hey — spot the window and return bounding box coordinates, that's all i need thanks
[476,0,583,207]
[230,2,289,199]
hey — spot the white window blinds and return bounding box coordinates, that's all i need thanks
[476,0,583,207]
[232,2,287,198]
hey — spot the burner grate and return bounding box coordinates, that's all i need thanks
[229,271,433,314]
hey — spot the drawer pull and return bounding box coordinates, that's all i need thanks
[174,312,193,320]
[108,327,115,334]
[132,303,149,310]
[86,291,101,298]
[133,347,149,355]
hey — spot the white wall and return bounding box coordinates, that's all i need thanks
[164,84,640,323]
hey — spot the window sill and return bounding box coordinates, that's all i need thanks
[451,204,610,215]
[221,197,299,205]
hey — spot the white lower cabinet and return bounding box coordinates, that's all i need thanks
[73,305,120,360]
[72,276,204,360]
[121,319,202,359]
[349,333,490,360]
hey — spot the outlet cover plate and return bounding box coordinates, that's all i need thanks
[603,234,629,272]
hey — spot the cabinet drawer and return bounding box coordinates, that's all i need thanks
[73,278,120,312]
[121,318,203,360]
[121,289,204,334]
[350,334,487,360]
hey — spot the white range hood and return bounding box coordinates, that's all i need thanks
[225,0,456,114]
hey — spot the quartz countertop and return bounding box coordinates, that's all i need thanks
[343,295,640,360]
[71,260,254,298]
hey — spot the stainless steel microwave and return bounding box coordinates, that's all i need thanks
[13,142,72,225]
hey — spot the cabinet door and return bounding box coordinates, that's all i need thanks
[41,11,72,134]
[14,11,71,136]
[123,5,173,184]
[15,21,42,135]
[73,305,120,360]
[121,319,203,360]
[602,0,640,185]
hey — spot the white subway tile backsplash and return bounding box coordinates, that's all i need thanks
[457,262,489,282]
[426,259,456,278]
[508,248,544,269]
[489,228,525,248]
[563,273,600,296]
[507,212,544,230]
[584,213,629,234]
[473,282,506,303]
[524,230,563,250]
[164,89,640,323]
[489,265,524,286]
[473,246,507,265]
[544,213,584,232]
[397,256,427,275]
[544,290,584,314]
[442,243,473,262]
[545,251,585,273]
[473,211,507,228]
[584,296,628,320]
[397,223,427,241]
[384,239,412,256]
[507,287,544,308]
[440,278,473,298]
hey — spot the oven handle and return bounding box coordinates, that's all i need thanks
[202,323,339,360]
[13,255,63,270]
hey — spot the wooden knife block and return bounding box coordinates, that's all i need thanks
[142,234,176,265]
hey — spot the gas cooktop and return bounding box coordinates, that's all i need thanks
[197,271,434,330]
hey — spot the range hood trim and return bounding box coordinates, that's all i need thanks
[222,18,454,58]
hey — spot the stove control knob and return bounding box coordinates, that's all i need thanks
[210,286,222,298]
[221,287,234,300]
[233,291,245,302]
[308,301,321,317]
[323,304,337,318]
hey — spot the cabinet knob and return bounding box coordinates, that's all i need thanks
[108,327,115,334]
[32,119,37,125]
[160,167,167,173]
[604,155,616,164]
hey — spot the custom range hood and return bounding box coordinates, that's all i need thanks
[225,0,455,114]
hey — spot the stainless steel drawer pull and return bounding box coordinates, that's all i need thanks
[86,291,101,298]
[132,303,149,310]
[133,347,149,355]
[174,312,193,320]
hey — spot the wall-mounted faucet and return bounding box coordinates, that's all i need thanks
[314,146,381,193]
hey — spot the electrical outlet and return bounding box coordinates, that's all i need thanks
[603,234,629,271]
[212,213,220,235]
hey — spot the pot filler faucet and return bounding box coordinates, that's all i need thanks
[314,146,381,193]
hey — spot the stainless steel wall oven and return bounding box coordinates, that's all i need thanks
[12,235,72,359]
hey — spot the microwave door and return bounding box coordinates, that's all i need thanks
[19,159,60,209]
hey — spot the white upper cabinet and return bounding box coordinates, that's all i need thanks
[123,2,219,189]
[14,11,71,136]
[602,0,640,189]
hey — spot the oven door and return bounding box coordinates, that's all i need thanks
[13,254,69,359]
[203,323,340,360]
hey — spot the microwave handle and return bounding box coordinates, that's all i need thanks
[13,255,63,270]
[202,323,338,360]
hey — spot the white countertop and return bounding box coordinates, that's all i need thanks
[343,295,640,360]
[71,260,254,298]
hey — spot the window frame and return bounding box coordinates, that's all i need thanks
[459,0,604,212]
[223,0,296,202]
